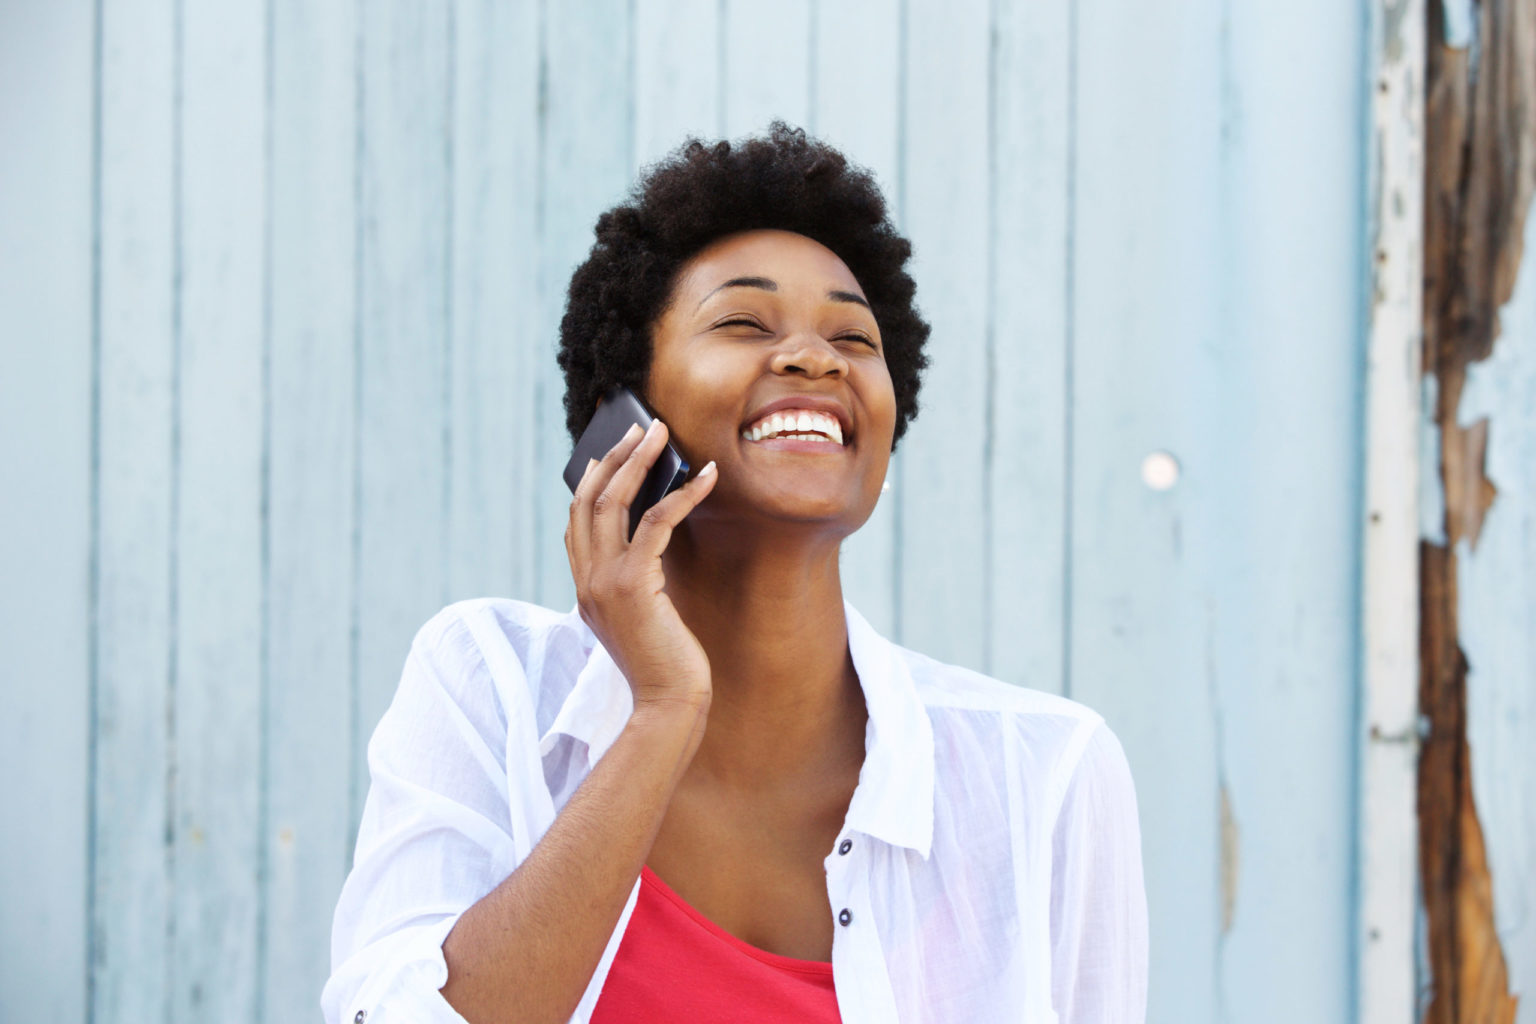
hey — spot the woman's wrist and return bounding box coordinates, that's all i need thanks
[626,695,710,773]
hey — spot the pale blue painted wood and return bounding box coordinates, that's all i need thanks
[812,0,901,639]
[1203,4,1362,1019]
[173,2,267,1019]
[987,0,1071,693]
[897,0,992,664]
[1458,209,1536,1024]
[1070,2,1228,1020]
[535,0,634,610]
[262,2,359,1019]
[352,0,453,830]
[0,4,1397,1021]
[0,3,94,1021]
[1072,2,1362,1023]
[722,0,810,139]
[93,1,177,1019]
[447,0,542,607]
[634,0,719,168]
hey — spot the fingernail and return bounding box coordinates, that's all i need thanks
[585,458,598,475]
[699,460,717,476]
[622,422,643,443]
[645,419,662,436]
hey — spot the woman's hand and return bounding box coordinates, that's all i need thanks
[565,419,719,716]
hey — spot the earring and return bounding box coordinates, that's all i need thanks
[881,480,892,495]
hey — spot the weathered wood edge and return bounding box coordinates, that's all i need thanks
[1360,1,1426,1021]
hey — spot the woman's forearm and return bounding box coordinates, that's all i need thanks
[439,700,706,1024]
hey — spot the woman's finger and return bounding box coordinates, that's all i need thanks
[564,457,598,570]
[626,459,719,558]
[570,422,645,569]
[592,419,672,551]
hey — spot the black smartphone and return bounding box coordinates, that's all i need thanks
[563,386,691,540]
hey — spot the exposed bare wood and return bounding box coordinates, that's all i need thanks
[1419,0,1534,1020]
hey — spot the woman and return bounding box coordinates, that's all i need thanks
[323,123,1147,1024]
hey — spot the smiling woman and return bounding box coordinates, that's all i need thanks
[322,123,1148,1024]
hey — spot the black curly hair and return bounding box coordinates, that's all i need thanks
[557,121,931,450]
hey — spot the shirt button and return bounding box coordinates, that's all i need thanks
[838,908,852,926]
[838,838,852,855]
[354,1012,367,1023]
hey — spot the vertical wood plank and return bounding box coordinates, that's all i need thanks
[353,2,452,821]
[93,0,177,1019]
[812,0,901,638]
[264,1,359,1017]
[536,0,633,609]
[448,0,540,605]
[896,0,990,666]
[987,0,1070,691]
[1358,0,1424,1015]
[1070,2,1223,1019]
[721,0,810,138]
[1073,1,1364,1021]
[172,0,266,1019]
[1203,4,1362,1018]
[0,2,95,1021]
[633,0,718,167]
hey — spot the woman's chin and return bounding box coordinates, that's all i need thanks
[688,488,876,537]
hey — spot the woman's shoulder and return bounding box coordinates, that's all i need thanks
[407,596,594,713]
[895,644,1121,781]
[894,644,1136,820]
[897,643,1103,727]
[414,595,588,655]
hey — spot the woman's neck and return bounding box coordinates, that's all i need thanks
[660,522,868,792]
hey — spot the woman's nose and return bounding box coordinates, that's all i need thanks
[769,333,849,379]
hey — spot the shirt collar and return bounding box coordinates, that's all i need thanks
[841,601,936,859]
[542,601,936,860]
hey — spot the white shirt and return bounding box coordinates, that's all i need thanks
[322,597,1148,1024]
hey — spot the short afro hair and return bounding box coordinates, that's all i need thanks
[557,121,930,450]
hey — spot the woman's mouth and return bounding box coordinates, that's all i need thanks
[740,409,845,446]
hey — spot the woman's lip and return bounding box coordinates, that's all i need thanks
[740,436,850,453]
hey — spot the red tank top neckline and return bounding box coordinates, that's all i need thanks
[590,865,841,1023]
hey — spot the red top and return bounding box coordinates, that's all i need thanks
[590,866,842,1023]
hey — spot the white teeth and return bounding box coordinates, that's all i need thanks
[742,409,848,444]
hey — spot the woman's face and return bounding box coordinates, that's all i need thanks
[645,228,896,536]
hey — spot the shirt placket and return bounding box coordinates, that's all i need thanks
[826,832,900,1022]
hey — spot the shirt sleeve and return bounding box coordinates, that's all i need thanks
[1049,720,1149,1024]
[321,606,531,1024]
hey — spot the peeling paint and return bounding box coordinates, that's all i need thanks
[1443,415,1499,550]
[1420,372,1448,545]
[1441,0,1476,48]
[1418,0,1535,1020]
[1219,784,1239,935]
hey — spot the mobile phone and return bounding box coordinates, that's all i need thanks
[563,386,691,539]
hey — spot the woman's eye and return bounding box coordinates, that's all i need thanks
[717,318,766,330]
[839,334,877,349]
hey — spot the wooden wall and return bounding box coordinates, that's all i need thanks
[2,1,1375,1021]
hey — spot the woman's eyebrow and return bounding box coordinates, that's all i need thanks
[696,276,776,309]
[695,277,871,311]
